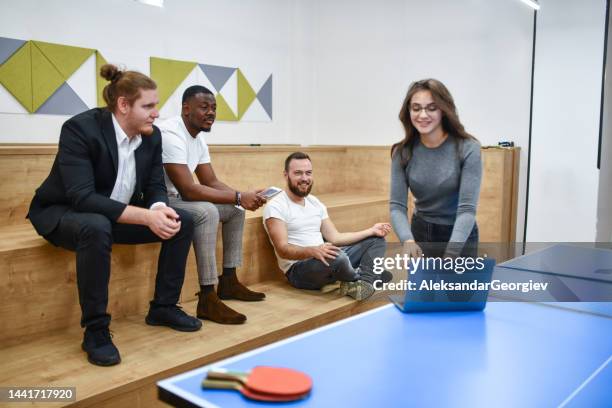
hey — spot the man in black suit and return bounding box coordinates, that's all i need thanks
[28,65,201,366]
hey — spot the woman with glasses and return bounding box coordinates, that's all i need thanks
[390,79,482,260]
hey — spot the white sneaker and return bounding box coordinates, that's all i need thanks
[320,281,341,294]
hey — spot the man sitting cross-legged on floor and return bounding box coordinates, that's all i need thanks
[159,85,266,325]
[263,152,393,300]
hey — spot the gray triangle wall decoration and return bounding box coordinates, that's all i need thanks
[199,64,236,92]
[257,74,272,119]
[36,82,89,115]
[0,37,27,65]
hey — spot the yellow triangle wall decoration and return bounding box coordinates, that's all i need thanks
[31,40,94,80]
[215,93,237,121]
[31,42,65,112]
[150,57,197,109]
[237,68,256,120]
[0,41,33,112]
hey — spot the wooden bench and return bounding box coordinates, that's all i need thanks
[0,191,390,346]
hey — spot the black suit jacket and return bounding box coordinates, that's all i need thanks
[28,108,168,237]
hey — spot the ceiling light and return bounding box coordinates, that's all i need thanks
[135,0,164,7]
[519,0,540,10]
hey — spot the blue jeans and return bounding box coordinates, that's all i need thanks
[286,237,386,290]
[411,214,479,258]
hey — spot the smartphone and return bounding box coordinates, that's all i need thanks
[261,186,282,199]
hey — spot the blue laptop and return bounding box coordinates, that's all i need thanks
[389,258,496,313]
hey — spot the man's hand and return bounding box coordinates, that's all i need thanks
[153,205,179,220]
[403,240,422,258]
[308,243,340,266]
[241,189,267,211]
[147,206,181,239]
[369,222,392,237]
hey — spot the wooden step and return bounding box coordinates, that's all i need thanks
[0,143,521,243]
[0,192,389,252]
[0,281,389,408]
[0,144,386,227]
[0,192,392,346]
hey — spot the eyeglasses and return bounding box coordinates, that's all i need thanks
[410,104,439,114]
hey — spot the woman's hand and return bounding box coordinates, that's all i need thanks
[403,240,422,258]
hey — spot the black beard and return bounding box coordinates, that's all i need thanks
[200,127,211,133]
[288,180,313,197]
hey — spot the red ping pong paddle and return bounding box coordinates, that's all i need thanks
[206,366,313,396]
[202,379,309,402]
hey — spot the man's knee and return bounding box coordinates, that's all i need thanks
[287,265,331,290]
[231,204,246,222]
[173,208,194,236]
[363,236,386,247]
[329,251,350,268]
[370,236,386,250]
[78,214,112,244]
[191,202,219,226]
[357,236,387,256]
[215,203,245,225]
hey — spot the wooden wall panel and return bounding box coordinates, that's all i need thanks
[0,154,55,225]
[477,148,514,242]
[0,145,519,238]
[343,146,391,195]
[208,147,348,196]
[0,146,350,227]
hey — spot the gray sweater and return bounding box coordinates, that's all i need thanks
[390,136,482,245]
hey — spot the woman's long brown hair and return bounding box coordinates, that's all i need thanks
[391,79,476,166]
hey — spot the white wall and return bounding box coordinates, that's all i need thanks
[527,0,607,241]
[310,0,534,148]
[597,0,612,242]
[308,0,534,240]
[0,0,297,145]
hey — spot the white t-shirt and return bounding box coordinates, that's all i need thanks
[158,116,211,196]
[263,191,329,273]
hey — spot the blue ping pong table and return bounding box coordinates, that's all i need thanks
[158,245,612,408]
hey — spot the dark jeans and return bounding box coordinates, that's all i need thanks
[286,236,386,290]
[45,208,194,329]
[411,214,479,258]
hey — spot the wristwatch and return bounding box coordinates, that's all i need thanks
[235,191,242,206]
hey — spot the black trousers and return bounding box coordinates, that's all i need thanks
[411,213,479,258]
[45,208,194,329]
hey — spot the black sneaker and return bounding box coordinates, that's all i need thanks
[145,305,202,332]
[81,327,121,366]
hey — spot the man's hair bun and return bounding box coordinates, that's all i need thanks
[100,64,123,83]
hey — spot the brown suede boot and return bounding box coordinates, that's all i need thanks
[196,291,246,324]
[217,274,266,301]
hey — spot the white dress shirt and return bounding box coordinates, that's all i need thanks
[110,114,141,204]
[110,115,165,210]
